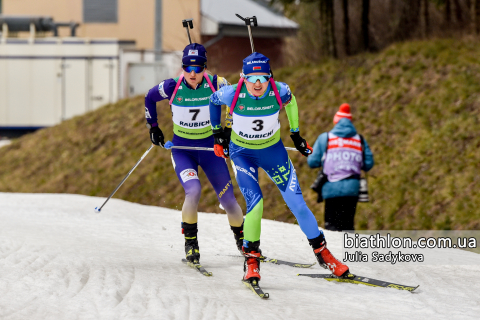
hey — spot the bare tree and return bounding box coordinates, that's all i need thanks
[362,0,370,51]
[327,0,337,57]
[445,0,452,24]
[274,0,337,58]
[424,0,431,37]
[452,0,463,23]
[476,0,480,34]
[343,0,350,55]
[394,0,421,41]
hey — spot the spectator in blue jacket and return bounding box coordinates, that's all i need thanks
[308,104,374,231]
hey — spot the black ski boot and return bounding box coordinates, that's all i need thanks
[182,222,200,263]
[230,222,244,254]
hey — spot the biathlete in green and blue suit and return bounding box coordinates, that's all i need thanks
[209,52,350,282]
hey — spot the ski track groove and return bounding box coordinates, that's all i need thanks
[114,266,136,307]
[69,262,91,300]
[0,239,24,260]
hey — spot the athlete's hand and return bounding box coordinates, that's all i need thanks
[149,126,165,147]
[290,131,313,157]
[213,128,229,159]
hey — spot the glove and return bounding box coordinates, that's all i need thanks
[224,127,232,142]
[149,125,165,147]
[213,128,230,159]
[290,131,313,157]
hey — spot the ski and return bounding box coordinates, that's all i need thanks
[222,254,315,268]
[181,259,213,277]
[298,273,419,292]
[242,279,269,299]
[260,255,315,268]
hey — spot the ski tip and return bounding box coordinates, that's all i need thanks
[410,285,420,293]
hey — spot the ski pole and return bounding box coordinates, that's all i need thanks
[235,14,258,53]
[164,141,298,152]
[182,18,194,44]
[94,144,155,213]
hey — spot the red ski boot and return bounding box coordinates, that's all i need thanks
[243,251,261,281]
[243,240,261,281]
[308,233,350,277]
[314,245,349,277]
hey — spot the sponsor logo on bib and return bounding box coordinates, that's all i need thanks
[239,93,246,98]
[180,169,199,182]
[238,105,245,111]
[177,96,183,102]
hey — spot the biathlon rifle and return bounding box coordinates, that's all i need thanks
[235,14,257,53]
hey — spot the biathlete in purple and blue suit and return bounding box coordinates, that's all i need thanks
[144,43,244,263]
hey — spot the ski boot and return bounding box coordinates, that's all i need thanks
[230,222,244,254]
[243,240,261,281]
[182,222,200,263]
[309,233,350,278]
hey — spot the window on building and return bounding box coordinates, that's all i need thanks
[83,0,118,23]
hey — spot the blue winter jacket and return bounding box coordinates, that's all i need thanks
[307,118,374,199]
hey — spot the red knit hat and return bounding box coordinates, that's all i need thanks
[333,103,352,124]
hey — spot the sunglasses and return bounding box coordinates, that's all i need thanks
[243,74,271,83]
[182,65,205,73]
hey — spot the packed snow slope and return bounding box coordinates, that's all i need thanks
[1,193,479,320]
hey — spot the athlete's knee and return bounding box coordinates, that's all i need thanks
[289,200,311,218]
[184,182,201,202]
[246,199,263,221]
[221,199,240,213]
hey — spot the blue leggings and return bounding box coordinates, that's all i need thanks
[229,139,321,243]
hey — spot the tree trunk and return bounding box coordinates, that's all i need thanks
[452,0,463,24]
[319,0,328,56]
[476,0,480,34]
[362,0,370,51]
[473,0,480,35]
[319,0,337,58]
[328,0,337,58]
[424,0,430,38]
[445,0,452,24]
[343,0,350,55]
[395,0,421,41]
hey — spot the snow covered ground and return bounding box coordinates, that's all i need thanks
[0,140,11,148]
[1,193,479,320]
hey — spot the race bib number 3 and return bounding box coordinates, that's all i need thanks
[232,111,280,140]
